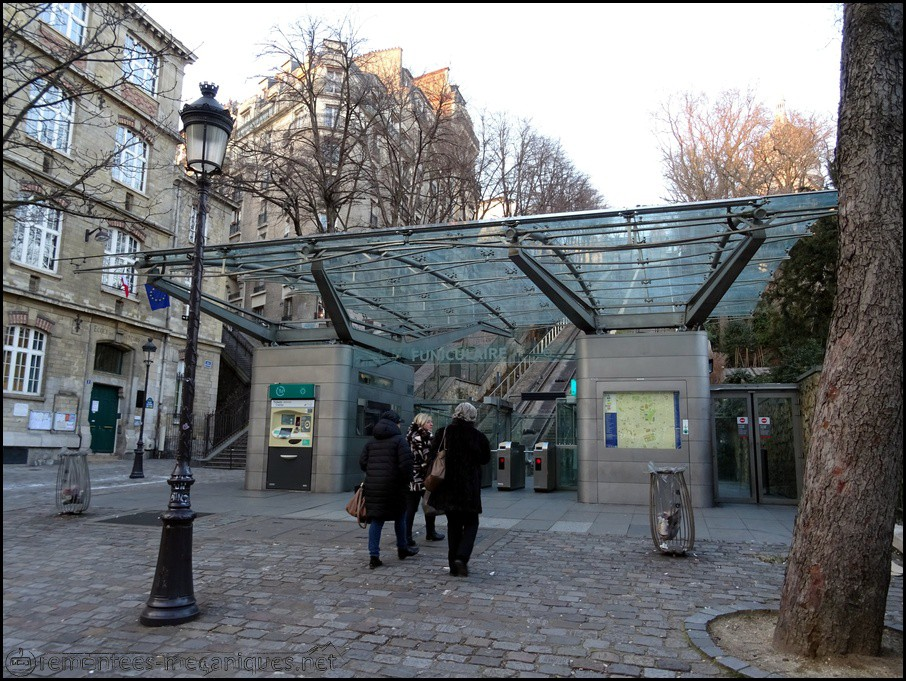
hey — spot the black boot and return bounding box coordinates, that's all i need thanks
[425,516,444,541]
[398,545,419,559]
[369,556,383,569]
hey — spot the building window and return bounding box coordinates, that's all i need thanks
[323,105,339,129]
[40,3,88,45]
[3,326,46,395]
[323,69,342,95]
[11,199,62,273]
[123,33,158,95]
[188,209,208,243]
[94,343,125,374]
[101,230,139,295]
[282,297,293,320]
[112,126,147,191]
[25,80,73,152]
[321,139,340,164]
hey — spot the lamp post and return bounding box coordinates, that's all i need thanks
[129,337,157,479]
[141,83,233,627]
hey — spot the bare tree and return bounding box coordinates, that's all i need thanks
[656,89,833,202]
[473,112,605,217]
[227,19,482,234]
[772,2,903,657]
[3,3,183,223]
[226,17,374,234]
[362,56,478,226]
[753,108,834,194]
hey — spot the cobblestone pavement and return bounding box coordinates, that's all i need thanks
[3,459,902,678]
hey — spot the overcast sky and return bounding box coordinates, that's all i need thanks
[141,3,843,209]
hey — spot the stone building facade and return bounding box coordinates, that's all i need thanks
[224,42,478,328]
[3,3,236,463]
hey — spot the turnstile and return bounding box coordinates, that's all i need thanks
[496,441,525,490]
[480,459,495,488]
[533,442,557,492]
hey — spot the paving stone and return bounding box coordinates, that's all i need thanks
[2,460,901,678]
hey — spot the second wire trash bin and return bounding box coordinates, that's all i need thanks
[56,451,91,514]
[648,462,694,555]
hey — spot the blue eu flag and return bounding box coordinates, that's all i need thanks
[145,283,170,311]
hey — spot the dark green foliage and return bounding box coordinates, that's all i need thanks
[709,215,838,382]
[755,216,838,355]
[766,339,827,383]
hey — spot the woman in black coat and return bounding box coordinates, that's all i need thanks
[360,411,418,569]
[427,402,491,577]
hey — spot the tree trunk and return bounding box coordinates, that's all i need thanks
[773,3,903,657]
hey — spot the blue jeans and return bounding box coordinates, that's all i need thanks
[368,515,408,557]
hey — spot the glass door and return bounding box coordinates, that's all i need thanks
[711,389,803,505]
[713,395,755,501]
[754,395,802,502]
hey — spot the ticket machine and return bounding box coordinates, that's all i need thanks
[266,384,316,490]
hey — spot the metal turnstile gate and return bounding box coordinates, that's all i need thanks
[496,442,525,491]
[533,442,557,492]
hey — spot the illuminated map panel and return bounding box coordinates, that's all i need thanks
[603,391,681,449]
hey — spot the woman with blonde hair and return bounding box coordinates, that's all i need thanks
[404,413,445,547]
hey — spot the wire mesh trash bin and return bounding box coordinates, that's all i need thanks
[648,463,694,555]
[56,452,91,514]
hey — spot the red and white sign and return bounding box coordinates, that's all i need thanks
[759,417,770,425]
[737,417,749,424]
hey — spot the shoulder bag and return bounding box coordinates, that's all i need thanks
[345,482,367,528]
[423,431,447,493]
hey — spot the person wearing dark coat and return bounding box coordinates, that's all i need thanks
[360,410,418,569]
[426,402,491,577]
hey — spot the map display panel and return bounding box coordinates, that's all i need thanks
[603,392,681,449]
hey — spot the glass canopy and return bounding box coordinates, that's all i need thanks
[137,191,837,352]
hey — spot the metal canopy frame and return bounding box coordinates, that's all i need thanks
[137,191,837,357]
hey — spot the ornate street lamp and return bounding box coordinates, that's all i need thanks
[129,337,157,479]
[141,83,233,627]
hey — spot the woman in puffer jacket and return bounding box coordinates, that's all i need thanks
[360,411,417,569]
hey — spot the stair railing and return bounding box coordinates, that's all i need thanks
[487,320,568,399]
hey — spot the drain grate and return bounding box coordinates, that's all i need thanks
[97,511,212,526]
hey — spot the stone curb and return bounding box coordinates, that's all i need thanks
[685,604,905,678]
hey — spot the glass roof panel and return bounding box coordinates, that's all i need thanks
[137,191,837,340]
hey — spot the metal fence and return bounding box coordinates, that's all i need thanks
[157,393,249,461]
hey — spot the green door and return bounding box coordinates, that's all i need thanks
[89,384,119,453]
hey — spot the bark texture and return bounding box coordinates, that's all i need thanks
[773,3,903,657]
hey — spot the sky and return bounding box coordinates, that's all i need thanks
[140,3,843,210]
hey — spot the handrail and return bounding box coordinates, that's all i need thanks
[487,320,568,399]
